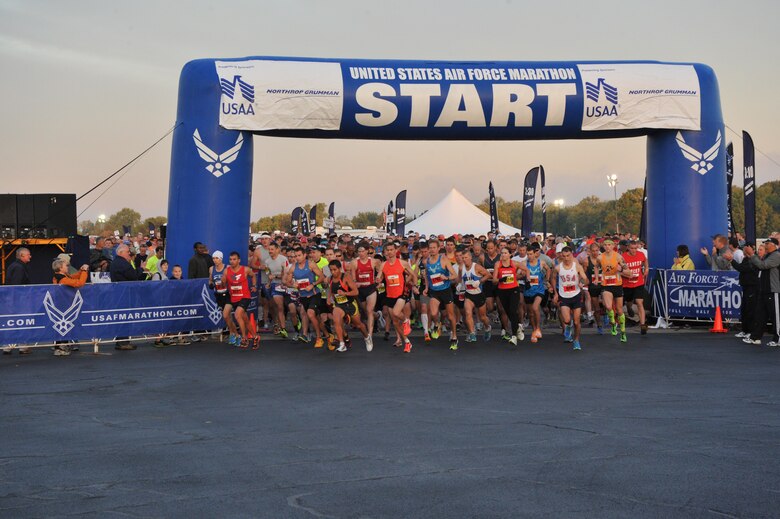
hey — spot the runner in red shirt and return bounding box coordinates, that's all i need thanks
[376,242,418,352]
[622,240,649,335]
[225,251,258,349]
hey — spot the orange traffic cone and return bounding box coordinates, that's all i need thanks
[710,306,727,333]
[249,313,257,337]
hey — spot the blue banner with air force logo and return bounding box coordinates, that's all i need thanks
[0,280,225,346]
[663,270,742,319]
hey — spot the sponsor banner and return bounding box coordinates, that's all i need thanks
[291,207,302,234]
[395,190,407,237]
[663,269,742,319]
[488,182,499,233]
[743,131,756,243]
[539,167,547,238]
[216,60,343,131]
[521,167,539,237]
[0,280,224,346]
[578,63,700,131]
[726,142,734,237]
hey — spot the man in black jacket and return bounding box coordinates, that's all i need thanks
[188,242,212,279]
[729,242,759,339]
[110,244,142,350]
[4,247,31,286]
[3,247,32,355]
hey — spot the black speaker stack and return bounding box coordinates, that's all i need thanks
[0,194,77,240]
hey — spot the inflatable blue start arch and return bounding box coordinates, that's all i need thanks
[168,57,725,272]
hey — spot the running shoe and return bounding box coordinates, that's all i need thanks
[252,335,260,350]
[449,337,458,351]
[279,329,288,339]
[424,333,431,342]
[365,336,373,352]
[517,326,525,342]
[603,315,610,328]
[483,326,492,342]
[530,335,538,344]
[298,334,310,344]
[228,334,238,346]
[573,340,582,351]
[767,341,779,347]
[743,337,761,345]
[735,331,747,338]
[336,343,347,352]
[533,329,542,339]
[640,324,648,335]
[378,313,387,329]
[430,327,440,340]
[314,337,324,348]
[597,325,603,335]
[501,333,512,342]
[509,335,518,346]
[475,322,483,332]
[403,319,412,336]
[620,332,627,343]
[563,324,573,343]
[295,321,302,332]
[610,323,618,336]
[239,337,249,349]
[404,340,412,353]
[467,332,477,342]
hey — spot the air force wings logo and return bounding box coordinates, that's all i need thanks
[43,291,83,336]
[192,129,243,178]
[676,130,722,175]
[201,284,223,325]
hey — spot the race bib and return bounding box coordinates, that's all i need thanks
[296,278,311,291]
[335,294,348,304]
[274,284,286,294]
[458,293,466,301]
[230,285,243,296]
[465,280,480,290]
[501,274,515,284]
[377,283,386,294]
[529,275,539,285]
[563,284,576,293]
[387,274,401,287]
[430,273,445,287]
[358,272,370,281]
[604,275,617,284]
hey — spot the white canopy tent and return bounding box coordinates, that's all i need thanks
[407,188,523,237]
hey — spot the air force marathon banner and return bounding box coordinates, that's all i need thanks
[652,269,742,320]
[0,280,224,346]
[215,60,701,137]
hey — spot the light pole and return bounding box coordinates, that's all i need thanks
[553,199,565,236]
[97,214,106,235]
[606,174,619,234]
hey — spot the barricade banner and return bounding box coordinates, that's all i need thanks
[654,269,742,320]
[0,279,224,346]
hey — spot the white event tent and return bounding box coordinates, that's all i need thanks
[407,188,523,237]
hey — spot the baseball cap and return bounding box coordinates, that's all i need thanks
[56,253,71,263]
[212,250,223,260]
[766,237,779,246]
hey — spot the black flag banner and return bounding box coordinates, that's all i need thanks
[540,165,547,238]
[489,181,499,233]
[521,167,540,238]
[386,201,394,234]
[395,190,407,237]
[325,202,336,233]
[291,207,302,234]
[725,142,734,238]
[309,205,317,231]
[300,207,310,235]
[743,131,756,243]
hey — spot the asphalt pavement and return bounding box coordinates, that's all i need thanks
[2,326,780,518]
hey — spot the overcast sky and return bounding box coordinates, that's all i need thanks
[1,0,778,223]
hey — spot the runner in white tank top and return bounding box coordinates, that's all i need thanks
[553,245,589,351]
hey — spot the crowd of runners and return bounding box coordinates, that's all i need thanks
[209,232,650,353]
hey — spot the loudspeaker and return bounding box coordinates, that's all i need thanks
[160,223,167,240]
[31,194,77,238]
[16,195,34,239]
[0,194,17,239]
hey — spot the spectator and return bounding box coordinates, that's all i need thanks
[146,246,164,276]
[3,247,32,355]
[170,265,184,280]
[134,242,150,271]
[51,257,89,356]
[188,242,212,279]
[151,259,169,280]
[726,242,759,339]
[671,245,695,270]
[728,237,744,264]
[5,247,31,286]
[701,234,733,271]
[109,244,142,350]
[56,253,78,275]
[741,238,780,347]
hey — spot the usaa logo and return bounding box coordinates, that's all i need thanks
[220,75,256,116]
[584,78,618,118]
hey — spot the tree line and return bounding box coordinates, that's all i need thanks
[79,181,780,237]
